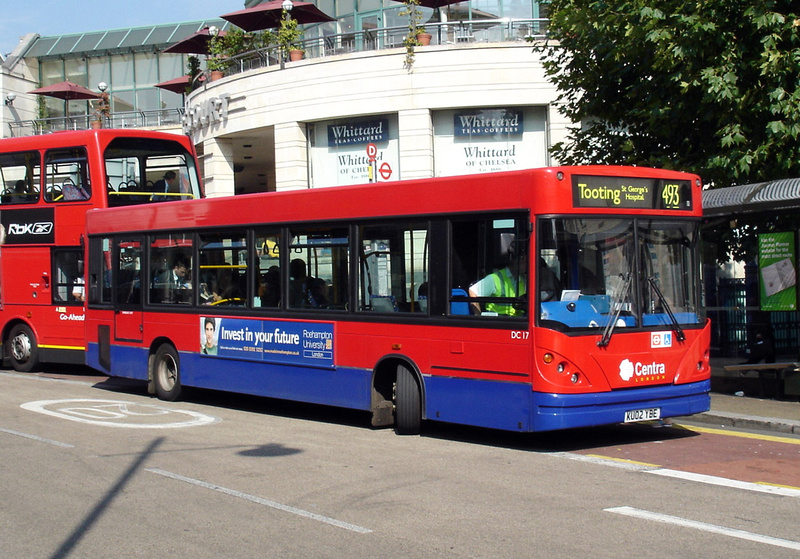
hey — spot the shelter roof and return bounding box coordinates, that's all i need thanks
[703,178,800,217]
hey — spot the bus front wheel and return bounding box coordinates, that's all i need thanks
[9,323,39,372]
[395,364,421,435]
[153,344,182,401]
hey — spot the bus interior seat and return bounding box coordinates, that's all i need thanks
[371,295,398,312]
[450,288,470,315]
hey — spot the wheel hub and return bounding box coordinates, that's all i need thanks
[12,333,31,362]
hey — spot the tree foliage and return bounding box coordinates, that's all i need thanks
[538,1,800,187]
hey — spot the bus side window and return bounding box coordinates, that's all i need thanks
[452,216,528,318]
[0,150,40,205]
[288,227,349,311]
[44,148,92,203]
[255,233,281,308]
[51,249,84,305]
[358,222,428,313]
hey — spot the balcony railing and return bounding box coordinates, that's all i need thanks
[225,18,548,75]
[9,108,185,136]
[11,18,547,136]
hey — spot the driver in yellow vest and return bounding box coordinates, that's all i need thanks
[468,246,527,316]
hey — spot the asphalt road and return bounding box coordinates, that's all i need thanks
[1,367,799,558]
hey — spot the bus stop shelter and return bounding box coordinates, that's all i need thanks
[703,178,800,361]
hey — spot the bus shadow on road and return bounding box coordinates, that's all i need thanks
[421,419,701,453]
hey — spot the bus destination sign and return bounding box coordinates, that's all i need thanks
[572,175,692,211]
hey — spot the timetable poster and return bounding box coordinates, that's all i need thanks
[759,232,797,311]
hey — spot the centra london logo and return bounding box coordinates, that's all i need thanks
[619,358,667,382]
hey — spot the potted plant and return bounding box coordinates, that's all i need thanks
[400,0,429,69]
[207,34,229,80]
[277,13,304,61]
[186,55,202,92]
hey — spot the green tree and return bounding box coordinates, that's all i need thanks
[538,1,800,187]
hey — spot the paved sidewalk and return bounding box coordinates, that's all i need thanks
[688,393,800,435]
[682,358,800,435]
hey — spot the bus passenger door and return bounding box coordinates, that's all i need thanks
[113,238,143,342]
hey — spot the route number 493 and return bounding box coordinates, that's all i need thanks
[511,331,529,340]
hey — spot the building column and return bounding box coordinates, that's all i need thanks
[275,122,308,191]
[202,137,235,198]
[398,109,434,180]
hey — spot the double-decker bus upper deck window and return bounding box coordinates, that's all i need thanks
[44,147,91,202]
[104,137,201,207]
[358,222,429,314]
[537,217,702,333]
[455,215,529,318]
[0,151,40,205]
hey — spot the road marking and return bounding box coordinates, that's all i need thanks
[0,427,74,448]
[676,423,800,445]
[21,399,219,429]
[648,469,800,498]
[550,452,656,471]
[605,506,800,551]
[146,468,372,534]
[553,452,800,498]
[584,454,660,468]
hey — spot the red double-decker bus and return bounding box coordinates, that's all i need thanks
[83,166,710,433]
[0,129,202,371]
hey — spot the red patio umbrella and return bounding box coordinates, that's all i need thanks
[221,0,335,31]
[163,27,228,55]
[29,80,100,100]
[154,74,206,94]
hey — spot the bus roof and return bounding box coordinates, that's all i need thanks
[85,166,703,235]
[0,129,194,152]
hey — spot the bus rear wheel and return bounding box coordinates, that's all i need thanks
[9,324,39,372]
[395,364,421,435]
[153,344,182,401]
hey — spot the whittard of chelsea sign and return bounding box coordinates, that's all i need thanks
[327,118,389,147]
[454,109,523,137]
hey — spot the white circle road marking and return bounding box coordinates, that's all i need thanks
[21,399,219,429]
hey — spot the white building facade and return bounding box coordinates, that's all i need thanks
[1,1,567,196]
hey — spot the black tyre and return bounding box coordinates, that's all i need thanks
[395,364,421,435]
[9,323,39,372]
[153,344,182,401]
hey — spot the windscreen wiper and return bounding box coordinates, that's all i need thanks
[648,276,685,342]
[597,272,632,347]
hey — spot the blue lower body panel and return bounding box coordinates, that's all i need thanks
[87,342,373,411]
[424,375,710,432]
[531,380,711,432]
